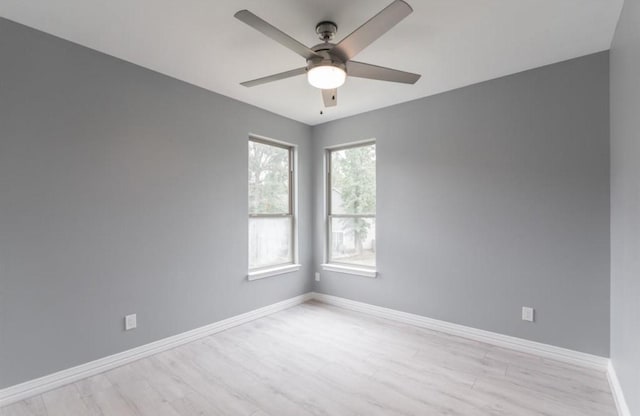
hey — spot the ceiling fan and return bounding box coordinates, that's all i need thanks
[234,0,421,108]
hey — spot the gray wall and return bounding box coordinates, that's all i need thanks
[312,52,610,356]
[610,0,640,412]
[0,18,313,388]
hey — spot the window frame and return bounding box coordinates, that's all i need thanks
[323,140,377,277]
[247,135,299,280]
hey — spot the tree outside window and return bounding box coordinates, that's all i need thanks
[328,142,376,267]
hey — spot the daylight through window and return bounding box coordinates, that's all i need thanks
[327,142,376,268]
[249,138,295,270]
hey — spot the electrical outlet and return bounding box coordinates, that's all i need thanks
[315,272,320,282]
[125,314,137,331]
[522,307,534,322]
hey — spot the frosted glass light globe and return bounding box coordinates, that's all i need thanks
[307,65,346,89]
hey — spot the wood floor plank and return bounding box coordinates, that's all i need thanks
[152,347,260,415]
[0,397,48,416]
[80,386,140,416]
[74,374,114,398]
[1,302,617,416]
[41,384,99,416]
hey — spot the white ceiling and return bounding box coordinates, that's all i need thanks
[0,0,623,125]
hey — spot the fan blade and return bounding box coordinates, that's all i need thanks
[235,10,321,60]
[322,89,338,107]
[332,0,413,61]
[240,67,307,87]
[347,61,420,84]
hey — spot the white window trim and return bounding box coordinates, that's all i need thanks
[248,263,302,281]
[321,263,377,278]
[324,139,377,275]
[248,134,299,279]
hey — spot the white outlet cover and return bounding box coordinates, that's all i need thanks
[522,307,534,322]
[125,314,137,331]
[315,272,320,282]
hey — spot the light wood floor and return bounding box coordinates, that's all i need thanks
[1,301,617,416]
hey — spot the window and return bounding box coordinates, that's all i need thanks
[248,137,297,277]
[326,142,376,273]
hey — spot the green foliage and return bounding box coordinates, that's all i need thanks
[331,144,376,251]
[249,141,290,214]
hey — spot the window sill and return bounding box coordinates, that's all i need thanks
[321,264,377,278]
[248,264,301,281]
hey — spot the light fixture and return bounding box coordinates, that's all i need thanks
[307,65,346,89]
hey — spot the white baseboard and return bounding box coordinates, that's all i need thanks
[0,293,313,408]
[310,292,609,371]
[608,361,632,416]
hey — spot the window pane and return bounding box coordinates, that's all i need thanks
[249,141,290,214]
[249,217,292,269]
[330,144,376,215]
[330,217,376,267]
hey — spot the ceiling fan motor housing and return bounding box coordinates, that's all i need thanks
[306,47,346,73]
